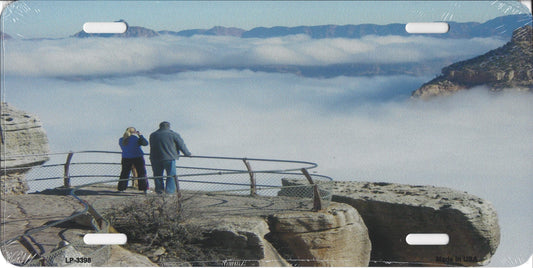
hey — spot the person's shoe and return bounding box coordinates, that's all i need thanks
[143,189,153,195]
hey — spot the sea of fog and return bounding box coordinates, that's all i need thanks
[2,34,532,265]
[5,71,532,266]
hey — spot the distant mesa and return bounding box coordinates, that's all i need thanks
[1,31,11,40]
[72,20,159,38]
[72,24,244,39]
[412,25,533,98]
[160,26,245,37]
[69,14,531,40]
[164,14,530,40]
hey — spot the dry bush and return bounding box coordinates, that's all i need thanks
[104,195,232,266]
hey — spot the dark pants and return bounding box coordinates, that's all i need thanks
[118,157,148,191]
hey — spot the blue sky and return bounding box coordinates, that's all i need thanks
[2,0,531,38]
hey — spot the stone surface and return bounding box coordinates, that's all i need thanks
[268,202,371,267]
[184,216,291,267]
[6,179,499,266]
[105,245,158,267]
[331,181,500,266]
[3,186,365,266]
[412,26,532,98]
[1,103,49,195]
[0,193,88,265]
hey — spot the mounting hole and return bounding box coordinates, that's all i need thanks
[405,22,449,34]
[83,233,127,245]
[83,22,128,34]
[406,233,449,245]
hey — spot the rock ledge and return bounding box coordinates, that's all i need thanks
[332,181,500,266]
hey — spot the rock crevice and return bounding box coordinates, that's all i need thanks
[182,202,372,267]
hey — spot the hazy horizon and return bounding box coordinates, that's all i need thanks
[2,1,530,38]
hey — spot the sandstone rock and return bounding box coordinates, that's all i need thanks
[268,202,371,267]
[1,103,49,195]
[70,211,95,228]
[183,216,291,267]
[105,245,158,267]
[332,181,500,266]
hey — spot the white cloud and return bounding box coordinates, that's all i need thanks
[3,35,506,77]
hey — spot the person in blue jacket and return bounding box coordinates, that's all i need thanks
[118,127,149,192]
[149,121,191,194]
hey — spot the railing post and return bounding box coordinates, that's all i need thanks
[243,159,256,196]
[63,152,74,188]
[301,168,322,212]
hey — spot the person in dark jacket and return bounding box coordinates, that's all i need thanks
[118,127,149,192]
[149,121,191,194]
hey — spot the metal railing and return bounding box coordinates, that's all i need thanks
[1,151,333,266]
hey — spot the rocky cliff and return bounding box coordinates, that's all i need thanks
[282,179,500,266]
[2,189,371,267]
[180,202,371,267]
[332,181,500,266]
[412,26,532,98]
[3,179,500,266]
[1,103,49,195]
